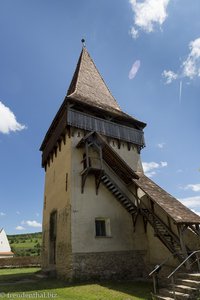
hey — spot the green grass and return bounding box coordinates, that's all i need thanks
[0,268,153,300]
[0,267,40,283]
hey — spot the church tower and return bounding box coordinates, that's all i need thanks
[40,44,200,280]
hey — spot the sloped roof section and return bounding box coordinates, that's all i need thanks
[67,47,121,112]
[133,173,200,224]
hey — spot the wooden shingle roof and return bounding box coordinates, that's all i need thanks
[133,173,200,224]
[67,47,121,113]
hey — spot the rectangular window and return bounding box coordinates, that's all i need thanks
[95,220,106,237]
[95,218,111,237]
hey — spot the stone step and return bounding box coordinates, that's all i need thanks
[177,273,200,280]
[169,284,197,294]
[158,288,190,300]
[152,295,174,300]
[176,278,200,288]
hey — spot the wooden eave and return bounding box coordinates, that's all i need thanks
[40,95,146,164]
[133,173,200,225]
[67,97,146,130]
[40,99,67,152]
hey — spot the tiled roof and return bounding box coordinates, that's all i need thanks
[67,47,121,113]
[0,251,14,255]
[133,173,200,224]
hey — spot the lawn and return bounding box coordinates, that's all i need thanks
[0,268,153,300]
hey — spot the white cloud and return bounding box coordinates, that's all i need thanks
[184,183,200,192]
[182,38,200,79]
[191,209,200,216]
[130,27,139,39]
[160,161,167,167]
[24,220,42,228]
[157,142,165,149]
[179,196,200,217]
[179,196,200,208]
[129,60,141,79]
[162,70,178,84]
[162,37,200,83]
[142,161,168,177]
[129,0,170,38]
[0,101,26,134]
[0,212,6,216]
[16,226,25,231]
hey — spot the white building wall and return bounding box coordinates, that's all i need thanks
[0,229,12,253]
[70,130,147,254]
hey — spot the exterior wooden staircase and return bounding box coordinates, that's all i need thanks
[100,171,186,262]
[141,208,184,261]
[100,173,138,215]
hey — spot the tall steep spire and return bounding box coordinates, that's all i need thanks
[67,46,121,112]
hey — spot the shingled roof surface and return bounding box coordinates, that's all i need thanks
[67,47,146,127]
[133,173,200,224]
[67,47,122,112]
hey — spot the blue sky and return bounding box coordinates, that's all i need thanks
[0,0,200,234]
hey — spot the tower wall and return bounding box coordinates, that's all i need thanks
[109,141,143,172]
[42,127,185,280]
[42,134,72,279]
[69,129,149,280]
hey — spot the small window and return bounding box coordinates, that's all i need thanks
[95,220,106,236]
[95,218,111,237]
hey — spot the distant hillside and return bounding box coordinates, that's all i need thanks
[7,232,42,257]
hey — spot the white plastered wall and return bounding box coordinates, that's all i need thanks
[71,129,148,254]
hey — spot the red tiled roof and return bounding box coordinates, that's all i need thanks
[0,251,14,255]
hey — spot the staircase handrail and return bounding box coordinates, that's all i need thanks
[167,249,200,279]
[149,251,183,277]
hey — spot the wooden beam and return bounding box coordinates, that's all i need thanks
[177,224,190,270]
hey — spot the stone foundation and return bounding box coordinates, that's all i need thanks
[69,250,148,281]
